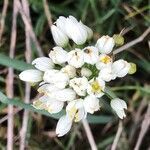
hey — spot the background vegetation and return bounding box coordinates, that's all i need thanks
[0,0,149,149]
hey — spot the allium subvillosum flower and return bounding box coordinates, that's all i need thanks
[19,15,136,137]
[96,54,112,70]
[69,77,88,96]
[98,66,116,82]
[55,15,93,45]
[66,99,87,122]
[112,59,130,78]
[61,65,76,78]
[33,95,64,114]
[96,35,115,54]
[83,95,100,114]
[32,57,54,71]
[49,46,68,65]
[65,16,88,45]
[87,78,105,98]
[110,98,127,119]
[43,69,69,89]
[83,46,99,64]
[19,69,43,83]
[67,48,84,68]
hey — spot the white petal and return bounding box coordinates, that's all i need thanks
[96,54,112,70]
[48,88,76,102]
[96,35,115,54]
[65,17,87,45]
[66,99,86,122]
[98,66,116,82]
[19,69,43,83]
[81,67,92,77]
[49,46,68,64]
[69,77,88,96]
[43,70,69,89]
[61,65,76,78]
[56,115,72,137]
[56,16,67,34]
[87,78,105,98]
[32,57,54,71]
[82,23,93,40]
[115,109,126,119]
[33,95,64,114]
[51,25,69,47]
[67,48,84,68]
[110,98,127,119]
[84,95,100,114]
[38,84,59,94]
[83,46,99,64]
[112,59,130,78]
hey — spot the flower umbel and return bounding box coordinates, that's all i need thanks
[19,15,136,137]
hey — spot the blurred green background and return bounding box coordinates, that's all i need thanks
[0,0,149,149]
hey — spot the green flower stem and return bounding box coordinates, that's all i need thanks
[104,87,117,100]
[111,86,150,95]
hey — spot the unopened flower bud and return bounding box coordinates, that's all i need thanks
[96,35,115,54]
[113,34,124,46]
[128,63,137,74]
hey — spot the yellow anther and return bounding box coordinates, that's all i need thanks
[68,107,77,119]
[100,56,111,64]
[91,80,102,93]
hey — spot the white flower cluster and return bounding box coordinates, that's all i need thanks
[19,16,136,137]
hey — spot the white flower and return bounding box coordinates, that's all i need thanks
[48,88,76,102]
[80,21,93,40]
[51,25,69,47]
[96,35,115,54]
[43,69,69,89]
[49,46,68,65]
[67,48,84,68]
[66,99,87,122]
[19,69,43,83]
[87,78,105,98]
[81,67,92,77]
[83,95,100,114]
[96,54,112,70]
[110,98,127,119]
[61,65,76,78]
[38,83,59,94]
[65,16,88,45]
[83,46,99,64]
[112,59,130,78]
[56,115,72,137]
[56,16,67,34]
[32,57,54,71]
[33,95,64,114]
[69,77,88,96]
[98,66,116,82]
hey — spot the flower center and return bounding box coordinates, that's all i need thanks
[91,80,102,93]
[100,56,111,64]
[68,106,77,119]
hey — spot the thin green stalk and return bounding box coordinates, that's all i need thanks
[111,86,150,95]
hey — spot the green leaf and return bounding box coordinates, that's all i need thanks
[87,115,114,124]
[0,53,34,71]
[0,91,114,124]
[35,14,46,36]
